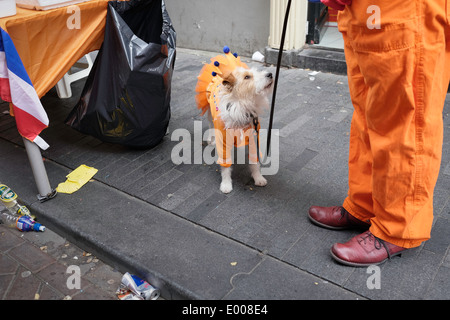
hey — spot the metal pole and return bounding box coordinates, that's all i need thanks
[22,137,56,202]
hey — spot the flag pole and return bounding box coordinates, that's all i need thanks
[22,138,57,202]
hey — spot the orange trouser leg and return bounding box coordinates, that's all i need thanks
[338,0,450,248]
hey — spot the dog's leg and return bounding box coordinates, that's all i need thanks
[220,166,233,193]
[206,110,215,145]
[250,163,267,187]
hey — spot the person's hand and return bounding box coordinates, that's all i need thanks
[320,0,352,11]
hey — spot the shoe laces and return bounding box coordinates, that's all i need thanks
[338,207,355,225]
[339,207,370,226]
[358,231,392,259]
[337,207,347,222]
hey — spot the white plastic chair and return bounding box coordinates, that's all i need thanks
[55,52,94,98]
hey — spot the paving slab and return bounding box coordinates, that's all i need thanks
[0,48,449,300]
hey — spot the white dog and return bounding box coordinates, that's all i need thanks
[196,48,273,193]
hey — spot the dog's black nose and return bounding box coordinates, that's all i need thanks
[266,72,273,79]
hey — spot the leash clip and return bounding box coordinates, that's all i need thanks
[253,116,259,131]
[252,116,260,164]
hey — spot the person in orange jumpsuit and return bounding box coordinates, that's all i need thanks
[309,0,450,266]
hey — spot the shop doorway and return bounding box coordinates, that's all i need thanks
[306,1,343,50]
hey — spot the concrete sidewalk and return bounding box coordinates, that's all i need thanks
[0,48,449,300]
[0,223,122,300]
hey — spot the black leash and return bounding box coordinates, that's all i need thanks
[265,0,292,158]
[249,0,291,165]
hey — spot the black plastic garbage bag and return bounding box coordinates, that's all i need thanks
[65,0,176,149]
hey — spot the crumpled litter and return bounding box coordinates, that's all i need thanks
[116,272,160,300]
[56,165,98,194]
[252,51,265,62]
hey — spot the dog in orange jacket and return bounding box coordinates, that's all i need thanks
[195,47,274,193]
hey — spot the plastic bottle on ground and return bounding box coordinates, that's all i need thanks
[0,208,45,232]
[0,183,34,219]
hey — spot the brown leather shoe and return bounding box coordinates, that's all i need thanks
[308,206,370,230]
[331,230,407,267]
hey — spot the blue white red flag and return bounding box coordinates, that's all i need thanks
[0,28,49,150]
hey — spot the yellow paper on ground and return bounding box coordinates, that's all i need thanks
[56,165,98,194]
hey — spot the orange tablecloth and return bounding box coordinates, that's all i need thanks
[0,0,110,98]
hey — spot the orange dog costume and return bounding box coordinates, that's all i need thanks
[338,0,450,248]
[195,47,259,167]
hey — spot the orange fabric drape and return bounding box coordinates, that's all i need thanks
[0,0,110,98]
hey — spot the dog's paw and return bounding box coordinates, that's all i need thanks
[220,182,233,194]
[254,176,267,187]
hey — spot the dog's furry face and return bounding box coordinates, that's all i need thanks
[218,67,273,129]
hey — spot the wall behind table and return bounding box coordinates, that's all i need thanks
[165,0,270,57]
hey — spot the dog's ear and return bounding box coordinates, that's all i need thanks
[222,73,236,92]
